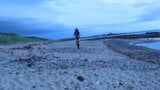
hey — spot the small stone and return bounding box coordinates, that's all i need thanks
[16,72,19,75]
[108,45,111,48]
[64,71,68,74]
[27,63,34,68]
[8,72,12,74]
[84,58,88,61]
[32,85,36,88]
[119,82,124,86]
[77,76,85,81]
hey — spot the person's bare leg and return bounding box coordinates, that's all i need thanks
[77,43,80,49]
[76,39,80,49]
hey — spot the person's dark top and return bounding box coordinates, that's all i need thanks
[74,28,80,39]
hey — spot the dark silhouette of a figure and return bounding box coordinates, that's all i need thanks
[74,28,80,49]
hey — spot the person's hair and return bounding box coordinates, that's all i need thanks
[75,28,79,31]
[74,28,80,35]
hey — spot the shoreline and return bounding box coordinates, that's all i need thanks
[104,39,160,64]
[136,42,160,50]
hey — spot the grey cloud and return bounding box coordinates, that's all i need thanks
[0,17,71,37]
[0,20,49,35]
[137,7,160,22]
[0,0,54,5]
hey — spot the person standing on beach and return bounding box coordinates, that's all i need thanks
[74,28,80,49]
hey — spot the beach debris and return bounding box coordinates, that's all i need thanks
[11,55,48,64]
[17,56,43,62]
[11,45,33,50]
[23,45,33,50]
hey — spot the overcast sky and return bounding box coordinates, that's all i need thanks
[0,0,160,39]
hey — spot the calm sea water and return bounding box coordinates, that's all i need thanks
[137,42,160,50]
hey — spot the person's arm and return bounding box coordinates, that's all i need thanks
[74,31,76,36]
[79,32,80,36]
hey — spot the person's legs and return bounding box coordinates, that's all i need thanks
[76,39,80,49]
[77,43,80,49]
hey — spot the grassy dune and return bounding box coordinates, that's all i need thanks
[0,32,49,45]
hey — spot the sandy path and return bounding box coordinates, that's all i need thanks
[0,40,160,90]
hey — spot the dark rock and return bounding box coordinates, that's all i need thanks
[42,52,46,54]
[16,72,19,75]
[64,71,68,74]
[113,86,116,88]
[32,85,36,88]
[77,76,85,81]
[108,45,111,48]
[27,63,34,68]
[84,58,88,61]
[119,82,124,86]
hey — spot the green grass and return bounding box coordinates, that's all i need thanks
[0,32,49,45]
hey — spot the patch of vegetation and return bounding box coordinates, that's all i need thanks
[0,32,49,45]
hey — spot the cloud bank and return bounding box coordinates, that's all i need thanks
[0,0,160,39]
